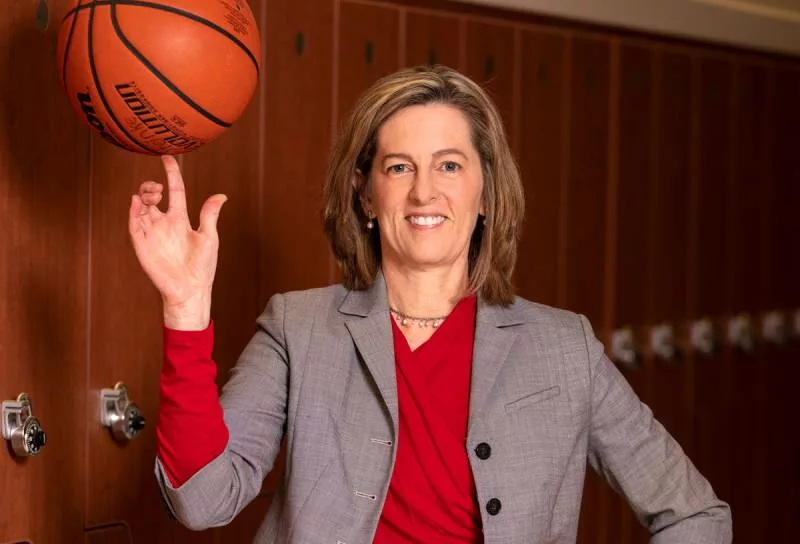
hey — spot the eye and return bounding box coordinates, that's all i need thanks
[440,160,461,173]
[387,163,410,175]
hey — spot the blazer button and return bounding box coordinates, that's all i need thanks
[475,442,491,460]
[486,498,502,516]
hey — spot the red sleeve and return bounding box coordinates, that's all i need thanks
[157,320,229,488]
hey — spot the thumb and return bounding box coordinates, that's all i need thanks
[198,194,228,236]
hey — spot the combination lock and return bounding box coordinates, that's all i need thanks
[100,382,146,442]
[2,393,47,457]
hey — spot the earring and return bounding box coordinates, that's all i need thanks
[367,218,374,229]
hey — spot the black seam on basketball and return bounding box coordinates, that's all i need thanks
[88,3,158,154]
[61,0,84,89]
[64,0,259,75]
[110,1,233,128]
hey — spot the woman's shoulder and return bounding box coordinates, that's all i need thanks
[503,295,597,341]
[263,283,350,319]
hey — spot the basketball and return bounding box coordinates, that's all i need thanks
[56,0,261,155]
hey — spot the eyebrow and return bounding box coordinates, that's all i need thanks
[380,148,469,163]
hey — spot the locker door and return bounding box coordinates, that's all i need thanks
[257,0,335,299]
[463,19,516,152]
[564,36,610,328]
[0,0,89,542]
[612,42,655,544]
[779,66,800,540]
[404,10,461,70]
[86,147,205,543]
[727,61,769,544]
[338,1,400,122]
[515,29,566,308]
[690,55,734,507]
[764,64,800,543]
[84,0,268,539]
[566,35,611,544]
[650,49,693,458]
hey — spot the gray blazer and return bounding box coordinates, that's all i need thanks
[155,273,732,543]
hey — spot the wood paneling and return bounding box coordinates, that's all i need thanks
[260,0,334,300]
[0,1,89,542]
[764,64,800,544]
[84,524,131,544]
[691,55,734,507]
[567,35,611,544]
[339,2,401,122]
[651,49,693,451]
[613,42,655,544]
[645,53,695,544]
[614,44,653,329]
[514,30,566,307]
[564,37,610,327]
[404,10,462,70]
[464,19,516,150]
[85,146,177,541]
[727,61,769,544]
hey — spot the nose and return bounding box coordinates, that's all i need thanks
[408,169,436,205]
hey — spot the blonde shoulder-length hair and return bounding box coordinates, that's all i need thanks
[322,65,524,306]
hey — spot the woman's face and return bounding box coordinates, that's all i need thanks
[361,103,485,275]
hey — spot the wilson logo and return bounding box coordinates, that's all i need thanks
[76,91,119,146]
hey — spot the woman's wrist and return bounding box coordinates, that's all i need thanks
[163,292,212,331]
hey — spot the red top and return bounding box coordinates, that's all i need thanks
[157,296,481,542]
[374,295,482,543]
[158,321,228,487]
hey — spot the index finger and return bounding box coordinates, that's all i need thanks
[161,155,187,214]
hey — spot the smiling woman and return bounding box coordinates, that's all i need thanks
[129,65,732,543]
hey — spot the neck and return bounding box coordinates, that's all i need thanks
[381,260,469,318]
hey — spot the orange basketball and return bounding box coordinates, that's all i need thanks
[56,0,261,155]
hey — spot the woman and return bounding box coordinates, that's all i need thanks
[129,65,732,543]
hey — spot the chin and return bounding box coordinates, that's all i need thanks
[401,252,455,269]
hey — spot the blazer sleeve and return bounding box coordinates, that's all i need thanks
[154,293,289,531]
[581,314,733,544]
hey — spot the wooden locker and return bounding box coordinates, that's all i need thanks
[259,0,335,300]
[690,55,734,508]
[780,66,800,540]
[515,29,566,308]
[566,35,611,544]
[338,1,401,124]
[650,49,693,457]
[563,36,610,328]
[0,0,89,542]
[764,64,800,543]
[612,41,656,544]
[83,0,269,540]
[463,19,516,152]
[727,60,770,544]
[404,10,462,70]
[85,146,200,542]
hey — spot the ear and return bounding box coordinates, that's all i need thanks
[353,169,372,215]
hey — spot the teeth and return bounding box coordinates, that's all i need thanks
[409,216,445,226]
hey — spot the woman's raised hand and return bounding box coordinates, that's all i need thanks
[128,155,227,330]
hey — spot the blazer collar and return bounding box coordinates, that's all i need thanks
[339,270,529,435]
[339,272,399,434]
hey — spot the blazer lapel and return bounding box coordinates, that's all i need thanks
[468,298,524,434]
[339,272,399,434]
